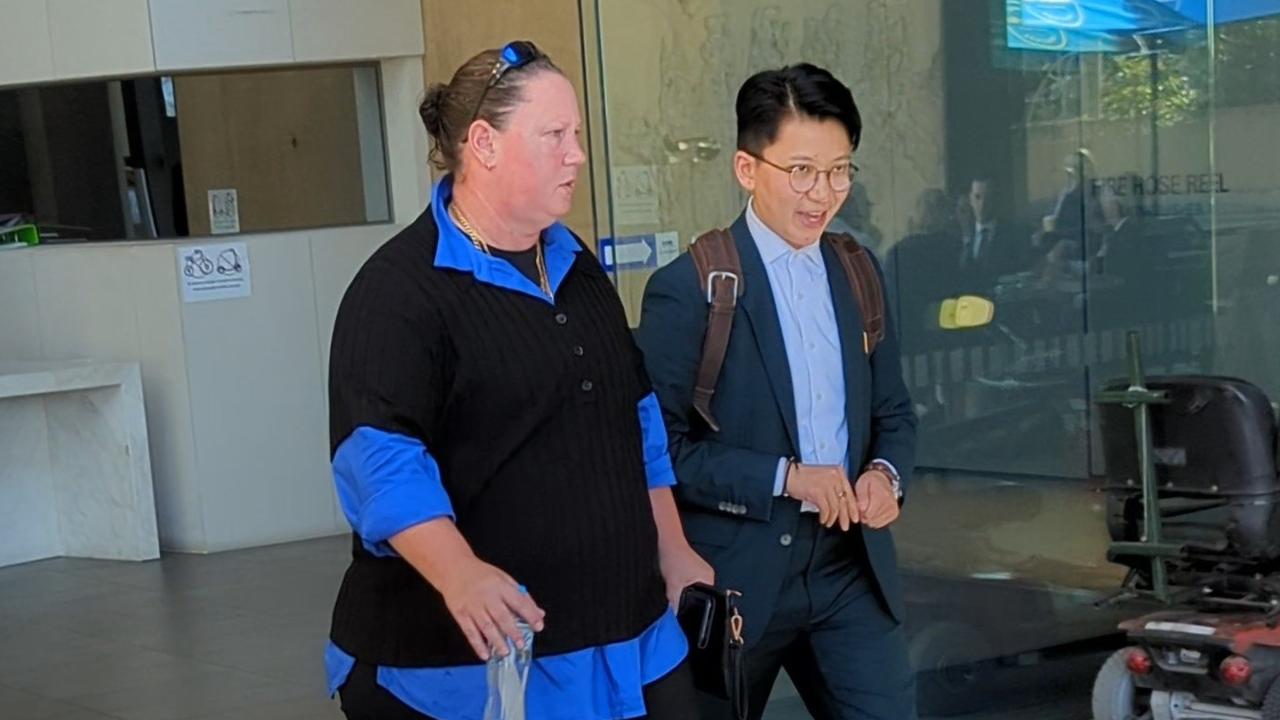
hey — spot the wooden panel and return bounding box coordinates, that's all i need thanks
[175,66,367,236]
[419,0,598,246]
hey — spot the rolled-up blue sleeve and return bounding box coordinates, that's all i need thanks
[638,392,677,489]
[333,426,454,556]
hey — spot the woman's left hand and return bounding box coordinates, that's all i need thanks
[658,542,716,607]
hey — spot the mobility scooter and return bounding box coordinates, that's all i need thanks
[1092,333,1280,719]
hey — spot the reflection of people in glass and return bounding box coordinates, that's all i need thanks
[957,177,1033,286]
[1029,151,1108,289]
[638,64,918,720]
[1093,171,1212,330]
[1040,149,1106,240]
[1095,171,1145,270]
[960,178,996,267]
[887,189,961,352]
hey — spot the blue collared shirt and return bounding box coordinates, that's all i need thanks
[324,176,686,720]
[744,202,897,498]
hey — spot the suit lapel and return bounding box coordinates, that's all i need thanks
[731,214,800,452]
[821,239,866,452]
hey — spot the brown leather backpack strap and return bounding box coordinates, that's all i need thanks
[824,232,886,355]
[688,228,743,432]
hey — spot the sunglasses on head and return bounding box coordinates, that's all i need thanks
[470,40,545,124]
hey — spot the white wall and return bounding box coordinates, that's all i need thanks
[0,251,44,361]
[0,57,427,552]
[175,228,385,551]
[1,242,203,548]
[1,0,424,84]
[0,227,394,552]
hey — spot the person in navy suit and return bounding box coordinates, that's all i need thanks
[637,64,918,719]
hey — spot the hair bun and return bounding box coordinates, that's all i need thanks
[419,83,449,139]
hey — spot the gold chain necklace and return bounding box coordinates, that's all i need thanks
[449,203,552,298]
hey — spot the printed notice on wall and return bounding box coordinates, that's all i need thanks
[611,166,660,227]
[655,231,680,267]
[177,242,252,303]
[208,188,240,235]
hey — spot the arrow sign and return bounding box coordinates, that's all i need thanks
[599,234,659,272]
[615,236,654,266]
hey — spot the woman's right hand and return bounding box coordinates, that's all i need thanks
[438,557,546,661]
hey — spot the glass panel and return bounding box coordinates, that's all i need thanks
[590,0,1280,716]
[1209,9,1280,405]
[0,63,390,243]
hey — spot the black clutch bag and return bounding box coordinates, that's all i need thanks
[677,583,748,720]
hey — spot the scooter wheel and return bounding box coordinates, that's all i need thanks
[1092,649,1148,720]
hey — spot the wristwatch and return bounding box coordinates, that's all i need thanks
[782,457,798,497]
[865,460,902,500]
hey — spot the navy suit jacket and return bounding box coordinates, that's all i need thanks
[636,213,917,643]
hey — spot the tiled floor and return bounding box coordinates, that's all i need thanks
[0,536,1097,719]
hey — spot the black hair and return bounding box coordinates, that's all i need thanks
[736,63,862,154]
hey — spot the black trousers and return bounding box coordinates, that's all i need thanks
[339,658,699,719]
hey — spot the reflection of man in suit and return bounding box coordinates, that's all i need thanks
[638,64,918,720]
[957,177,1030,289]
